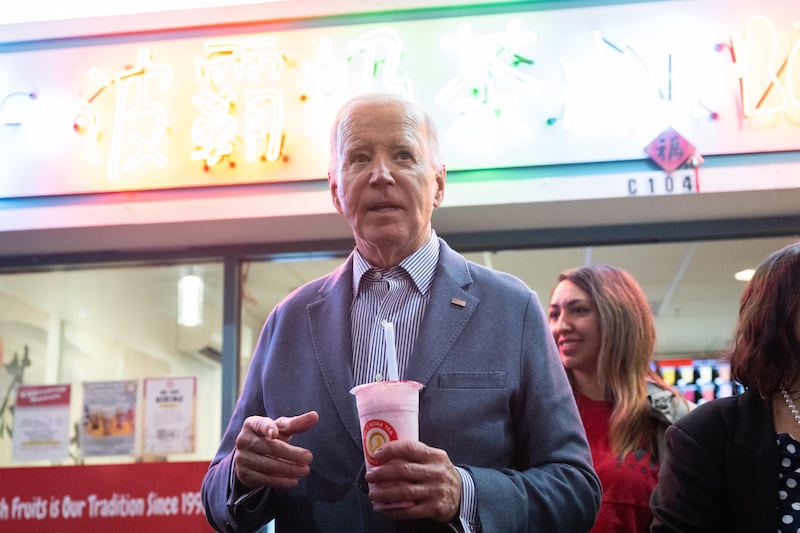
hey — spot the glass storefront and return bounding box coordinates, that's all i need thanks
[0,262,223,466]
[240,234,799,364]
[0,233,797,468]
[239,255,347,390]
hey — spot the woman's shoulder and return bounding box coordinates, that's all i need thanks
[646,381,694,424]
[672,391,767,436]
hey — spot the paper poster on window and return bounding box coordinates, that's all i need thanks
[81,380,137,457]
[12,384,71,462]
[143,377,196,455]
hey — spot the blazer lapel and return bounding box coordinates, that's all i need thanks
[404,241,477,387]
[306,258,363,451]
[305,242,478,450]
[727,392,777,531]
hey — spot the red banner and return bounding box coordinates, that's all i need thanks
[0,461,214,532]
[16,385,70,408]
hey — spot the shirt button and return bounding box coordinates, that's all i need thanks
[375,373,383,382]
[374,272,382,279]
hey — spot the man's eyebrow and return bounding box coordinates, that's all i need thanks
[344,142,370,153]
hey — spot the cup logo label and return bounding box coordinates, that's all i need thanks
[363,419,398,466]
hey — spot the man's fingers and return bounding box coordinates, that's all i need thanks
[235,450,312,490]
[245,416,279,438]
[234,414,317,491]
[275,410,319,438]
[243,411,318,442]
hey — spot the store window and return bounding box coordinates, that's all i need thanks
[0,262,222,467]
[237,234,799,405]
[458,235,799,404]
[239,255,347,390]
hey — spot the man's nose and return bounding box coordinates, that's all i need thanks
[369,157,394,184]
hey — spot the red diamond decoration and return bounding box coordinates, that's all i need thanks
[644,127,695,174]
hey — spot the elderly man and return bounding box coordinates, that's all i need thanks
[201,92,601,532]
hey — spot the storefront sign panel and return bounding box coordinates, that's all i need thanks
[1,0,799,198]
[0,461,213,532]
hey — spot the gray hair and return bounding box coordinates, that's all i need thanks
[328,93,443,180]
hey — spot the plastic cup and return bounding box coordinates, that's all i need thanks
[350,380,423,510]
[698,365,714,383]
[679,365,696,384]
[716,363,731,382]
[716,381,733,398]
[701,382,716,402]
[660,365,676,385]
[678,383,698,403]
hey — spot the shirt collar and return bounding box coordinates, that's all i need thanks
[352,231,439,297]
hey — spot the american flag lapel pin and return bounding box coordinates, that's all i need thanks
[450,297,466,308]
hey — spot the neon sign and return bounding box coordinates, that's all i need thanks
[435,18,539,156]
[2,1,800,199]
[0,92,37,126]
[74,48,172,181]
[347,28,414,96]
[192,39,286,169]
[738,16,800,117]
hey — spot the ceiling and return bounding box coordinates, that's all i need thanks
[462,237,796,358]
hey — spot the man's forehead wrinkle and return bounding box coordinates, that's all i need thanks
[334,105,431,163]
[340,124,421,147]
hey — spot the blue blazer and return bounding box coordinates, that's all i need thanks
[202,239,601,532]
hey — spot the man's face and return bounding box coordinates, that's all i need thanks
[328,99,445,267]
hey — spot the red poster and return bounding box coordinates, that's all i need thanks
[0,461,214,532]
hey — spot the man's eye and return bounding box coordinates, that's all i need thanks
[353,154,369,163]
[396,151,412,160]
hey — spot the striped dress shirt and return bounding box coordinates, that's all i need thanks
[350,231,478,532]
[351,233,438,386]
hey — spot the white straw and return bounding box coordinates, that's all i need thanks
[381,320,400,381]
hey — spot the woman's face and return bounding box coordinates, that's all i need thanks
[548,279,602,376]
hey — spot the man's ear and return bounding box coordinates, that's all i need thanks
[433,165,446,208]
[329,172,344,215]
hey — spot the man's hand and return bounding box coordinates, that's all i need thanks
[234,411,319,490]
[364,440,462,523]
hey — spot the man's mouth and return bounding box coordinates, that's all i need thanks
[370,203,400,212]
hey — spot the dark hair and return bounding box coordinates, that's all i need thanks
[730,241,800,398]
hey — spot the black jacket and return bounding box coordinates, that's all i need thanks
[650,390,778,532]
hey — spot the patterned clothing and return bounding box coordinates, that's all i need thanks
[577,395,659,532]
[777,433,800,532]
[350,231,438,386]
[350,231,477,532]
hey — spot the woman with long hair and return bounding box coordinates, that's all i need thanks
[549,264,691,532]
